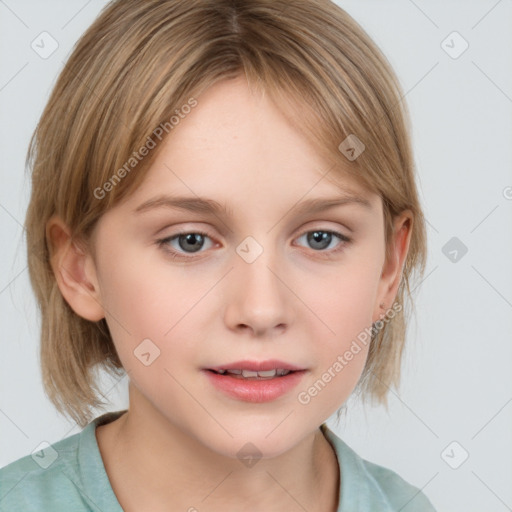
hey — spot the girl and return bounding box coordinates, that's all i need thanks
[0,1,436,510]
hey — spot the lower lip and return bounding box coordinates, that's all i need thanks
[203,370,306,403]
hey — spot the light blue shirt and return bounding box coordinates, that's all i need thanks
[0,410,436,511]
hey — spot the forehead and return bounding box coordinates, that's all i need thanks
[124,77,378,205]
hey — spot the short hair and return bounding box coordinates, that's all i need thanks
[24,0,427,427]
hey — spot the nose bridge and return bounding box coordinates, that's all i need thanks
[224,233,292,335]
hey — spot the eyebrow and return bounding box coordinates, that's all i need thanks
[133,193,372,217]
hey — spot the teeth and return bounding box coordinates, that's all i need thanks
[215,369,292,378]
[242,370,260,378]
[255,370,277,378]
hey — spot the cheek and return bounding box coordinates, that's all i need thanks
[295,279,377,416]
[307,256,382,346]
[296,253,382,402]
[97,247,211,372]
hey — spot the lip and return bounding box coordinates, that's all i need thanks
[203,360,307,403]
[206,359,305,372]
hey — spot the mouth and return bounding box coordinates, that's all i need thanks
[203,360,307,402]
[207,368,296,379]
[205,359,305,379]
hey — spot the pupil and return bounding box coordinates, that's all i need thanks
[180,233,204,253]
[309,231,330,250]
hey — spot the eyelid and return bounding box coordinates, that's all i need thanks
[292,220,353,238]
[156,220,352,243]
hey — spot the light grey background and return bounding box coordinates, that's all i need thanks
[1,1,511,511]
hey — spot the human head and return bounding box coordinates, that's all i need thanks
[25,0,427,429]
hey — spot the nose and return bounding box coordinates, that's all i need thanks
[223,248,293,338]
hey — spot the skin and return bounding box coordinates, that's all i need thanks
[47,75,412,512]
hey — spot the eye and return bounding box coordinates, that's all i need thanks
[156,228,352,261]
[157,230,214,259]
[295,230,351,255]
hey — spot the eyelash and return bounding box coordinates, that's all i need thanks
[156,228,352,262]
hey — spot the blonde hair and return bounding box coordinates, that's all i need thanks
[25,0,427,427]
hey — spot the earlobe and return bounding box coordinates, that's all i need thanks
[373,211,412,322]
[46,216,105,322]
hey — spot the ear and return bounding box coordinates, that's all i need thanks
[373,210,413,323]
[46,215,105,322]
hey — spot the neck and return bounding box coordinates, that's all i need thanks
[97,390,340,512]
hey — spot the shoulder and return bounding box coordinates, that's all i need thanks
[321,425,437,512]
[0,410,126,512]
[360,457,437,512]
[0,432,87,511]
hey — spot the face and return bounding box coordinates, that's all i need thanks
[69,76,404,458]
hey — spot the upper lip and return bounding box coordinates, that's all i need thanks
[206,360,305,372]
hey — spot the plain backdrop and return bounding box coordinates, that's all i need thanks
[1,1,511,511]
